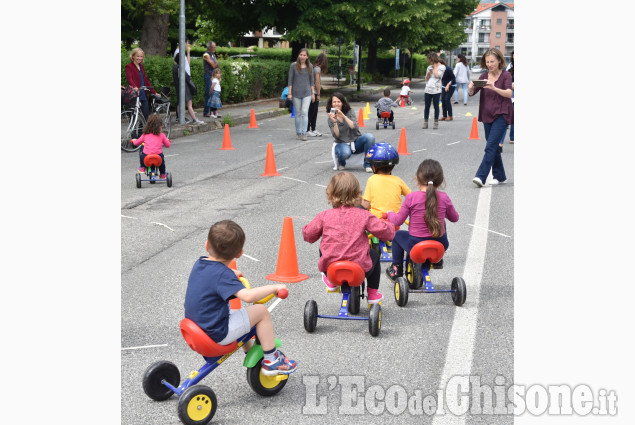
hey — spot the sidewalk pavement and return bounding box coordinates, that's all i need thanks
[168,75,415,139]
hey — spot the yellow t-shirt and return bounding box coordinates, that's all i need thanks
[363,174,411,218]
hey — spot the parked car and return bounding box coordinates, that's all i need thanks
[471,65,483,74]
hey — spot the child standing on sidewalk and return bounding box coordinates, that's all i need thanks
[303,172,395,303]
[361,142,411,218]
[132,114,171,178]
[385,159,459,280]
[207,68,223,118]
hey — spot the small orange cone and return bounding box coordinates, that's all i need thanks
[397,128,412,155]
[357,108,366,127]
[219,124,235,150]
[261,143,281,176]
[266,217,308,283]
[400,97,405,107]
[248,109,258,128]
[468,117,480,140]
[228,259,241,309]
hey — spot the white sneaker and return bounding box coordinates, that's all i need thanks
[314,131,322,137]
[490,179,507,185]
[472,177,484,187]
[194,119,205,125]
[306,131,317,137]
[337,165,346,171]
[365,167,373,173]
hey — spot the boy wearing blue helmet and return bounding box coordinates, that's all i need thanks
[361,142,411,218]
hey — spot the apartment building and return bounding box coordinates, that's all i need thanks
[457,0,514,66]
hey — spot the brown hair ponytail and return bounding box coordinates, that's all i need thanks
[416,159,445,237]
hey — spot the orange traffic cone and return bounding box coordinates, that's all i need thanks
[219,124,235,150]
[400,96,405,107]
[468,117,480,140]
[357,108,366,128]
[266,217,308,283]
[397,127,412,155]
[261,143,280,176]
[248,109,258,128]
[228,259,241,309]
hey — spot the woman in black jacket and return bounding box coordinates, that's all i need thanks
[439,59,456,121]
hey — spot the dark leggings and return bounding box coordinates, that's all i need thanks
[319,248,381,290]
[307,98,319,131]
[424,93,441,119]
[441,86,455,118]
[139,152,166,174]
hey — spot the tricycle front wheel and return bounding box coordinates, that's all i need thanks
[246,360,289,396]
[177,384,217,425]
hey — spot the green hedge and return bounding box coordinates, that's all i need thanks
[121,52,291,107]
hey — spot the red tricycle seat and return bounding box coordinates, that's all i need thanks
[143,154,163,168]
[380,111,391,118]
[326,261,365,287]
[409,241,445,264]
[180,318,238,357]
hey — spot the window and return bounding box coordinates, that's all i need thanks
[497,18,502,24]
[496,32,501,38]
[507,33,514,43]
[480,19,490,29]
[478,33,489,43]
[507,19,514,29]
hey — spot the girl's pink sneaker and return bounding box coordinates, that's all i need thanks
[322,273,338,292]
[367,288,384,304]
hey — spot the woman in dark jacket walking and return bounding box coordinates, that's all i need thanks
[439,58,456,121]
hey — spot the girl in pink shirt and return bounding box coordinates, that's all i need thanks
[132,114,171,178]
[385,159,459,280]
[303,172,395,303]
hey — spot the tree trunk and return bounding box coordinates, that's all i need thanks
[140,12,170,56]
[290,40,304,63]
[367,39,378,75]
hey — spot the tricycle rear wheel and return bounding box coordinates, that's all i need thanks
[142,360,180,401]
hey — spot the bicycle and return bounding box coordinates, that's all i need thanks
[121,86,171,152]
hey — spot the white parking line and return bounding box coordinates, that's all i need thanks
[277,167,289,171]
[122,344,168,351]
[315,184,327,188]
[412,148,427,153]
[258,144,287,148]
[281,176,307,183]
[242,253,260,262]
[447,141,461,146]
[314,160,333,164]
[164,154,180,157]
[121,215,137,219]
[467,223,511,238]
[152,222,174,231]
[432,185,491,425]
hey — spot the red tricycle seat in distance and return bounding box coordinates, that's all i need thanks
[326,261,365,287]
[409,241,445,264]
[143,154,163,168]
[180,318,238,357]
[380,111,391,118]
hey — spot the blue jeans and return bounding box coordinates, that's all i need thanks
[292,96,311,135]
[510,124,514,141]
[454,83,469,103]
[334,134,376,168]
[475,115,507,182]
[424,93,440,119]
[441,86,455,118]
[203,73,212,115]
[391,231,449,265]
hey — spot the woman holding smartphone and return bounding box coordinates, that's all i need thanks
[326,92,376,172]
[468,48,513,187]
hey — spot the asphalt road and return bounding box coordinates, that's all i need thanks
[121,89,514,424]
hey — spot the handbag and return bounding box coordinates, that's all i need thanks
[186,75,197,96]
[121,85,138,105]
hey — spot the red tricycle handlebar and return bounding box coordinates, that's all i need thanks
[277,288,289,299]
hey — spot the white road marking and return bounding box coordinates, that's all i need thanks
[277,167,289,171]
[122,344,168,351]
[315,184,327,188]
[281,176,307,183]
[258,144,287,148]
[314,160,334,164]
[447,141,461,146]
[242,253,260,262]
[152,222,174,231]
[432,184,491,425]
[467,223,511,238]
[164,154,180,157]
[121,215,137,219]
[411,148,427,153]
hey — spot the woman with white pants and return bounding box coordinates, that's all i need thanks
[453,54,470,105]
[287,48,315,141]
